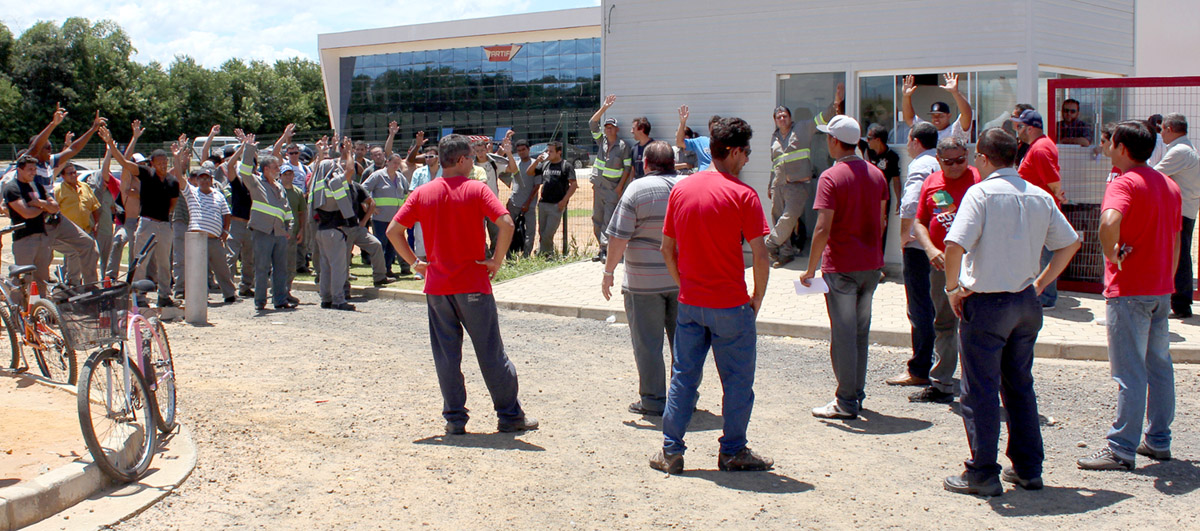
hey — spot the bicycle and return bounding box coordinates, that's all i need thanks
[0,223,79,385]
[70,234,175,482]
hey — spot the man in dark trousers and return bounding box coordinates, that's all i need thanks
[386,134,537,436]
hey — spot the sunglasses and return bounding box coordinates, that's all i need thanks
[940,156,968,165]
[742,147,753,157]
[1063,109,1079,113]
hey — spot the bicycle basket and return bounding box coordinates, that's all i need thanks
[51,281,130,350]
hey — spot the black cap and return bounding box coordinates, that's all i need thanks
[222,145,238,158]
[929,102,951,114]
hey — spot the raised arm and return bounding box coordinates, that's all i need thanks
[901,75,917,127]
[170,134,190,188]
[942,73,973,133]
[124,120,144,159]
[99,126,140,176]
[384,121,399,158]
[403,131,426,178]
[341,137,357,181]
[201,124,219,160]
[818,83,846,127]
[272,123,295,159]
[55,111,105,166]
[225,139,248,182]
[675,105,689,149]
[27,103,66,158]
[590,94,615,127]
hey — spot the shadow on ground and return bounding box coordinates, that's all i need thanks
[413,432,545,452]
[1134,459,1200,496]
[988,485,1131,516]
[687,469,814,494]
[621,409,723,432]
[820,409,932,435]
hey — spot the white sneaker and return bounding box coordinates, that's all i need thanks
[811,400,856,419]
[1095,317,1107,326]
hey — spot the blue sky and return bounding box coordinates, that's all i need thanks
[3,1,599,68]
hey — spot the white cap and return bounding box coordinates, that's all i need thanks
[816,115,862,145]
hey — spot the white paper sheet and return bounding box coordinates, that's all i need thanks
[793,278,829,295]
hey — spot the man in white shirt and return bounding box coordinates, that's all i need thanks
[902,73,973,144]
[1154,113,1200,317]
[175,163,238,303]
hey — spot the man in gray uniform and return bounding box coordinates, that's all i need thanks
[310,138,359,311]
[231,136,296,311]
[588,94,632,262]
[362,153,408,277]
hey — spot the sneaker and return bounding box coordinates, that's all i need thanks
[445,422,466,436]
[628,401,664,417]
[885,372,930,386]
[1001,466,1044,490]
[811,401,856,419]
[1077,447,1134,471]
[1136,442,1172,461]
[771,256,793,269]
[717,447,774,471]
[498,417,539,433]
[224,296,238,304]
[943,472,1003,497]
[909,387,955,404]
[331,303,356,311]
[649,449,684,474]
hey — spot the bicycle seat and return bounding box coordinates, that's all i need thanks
[131,280,157,293]
[7,265,36,279]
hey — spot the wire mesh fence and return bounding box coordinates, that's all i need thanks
[496,169,601,256]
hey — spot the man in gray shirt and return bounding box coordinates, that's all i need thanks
[506,139,541,257]
[941,128,1080,497]
[601,141,680,416]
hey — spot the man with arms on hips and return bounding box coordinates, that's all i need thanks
[650,117,772,475]
[799,116,889,420]
[909,137,981,404]
[1151,113,1200,319]
[941,128,1080,496]
[601,141,680,417]
[902,73,973,144]
[1077,120,1181,471]
[528,142,577,256]
[1013,109,1067,310]
[886,122,940,388]
[589,95,632,263]
[766,83,845,268]
[386,134,538,436]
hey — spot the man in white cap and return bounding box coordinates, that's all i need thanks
[799,115,890,420]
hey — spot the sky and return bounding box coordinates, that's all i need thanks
[3,0,599,68]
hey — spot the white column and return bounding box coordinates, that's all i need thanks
[184,231,208,325]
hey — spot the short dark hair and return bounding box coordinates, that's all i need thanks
[1163,113,1188,135]
[1062,98,1081,109]
[710,117,752,160]
[1147,114,1164,134]
[632,117,651,135]
[1100,122,1117,140]
[976,127,1019,167]
[514,139,529,149]
[708,115,722,129]
[150,149,170,160]
[206,154,223,165]
[1015,103,1035,113]
[773,106,792,118]
[910,122,938,150]
[422,145,438,155]
[684,127,697,139]
[643,141,675,174]
[354,140,367,149]
[866,124,888,142]
[1112,120,1156,163]
[548,141,563,152]
[437,134,472,166]
[16,155,38,168]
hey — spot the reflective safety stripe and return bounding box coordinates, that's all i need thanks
[593,161,623,178]
[622,158,632,166]
[814,112,828,127]
[772,149,811,168]
[592,131,603,140]
[252,200,292,222]
[238,162,254,177]
[373,197,403,207]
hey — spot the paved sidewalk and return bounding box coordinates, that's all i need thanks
[491,259,1200,363]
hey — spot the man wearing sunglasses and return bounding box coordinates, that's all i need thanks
[1057,98,1093,147]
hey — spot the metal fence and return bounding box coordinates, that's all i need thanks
[496,168,599,256]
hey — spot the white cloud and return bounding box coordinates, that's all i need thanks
[3,0,595,68]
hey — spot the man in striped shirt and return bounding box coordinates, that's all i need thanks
[601,141,681,416]
[175,162,237,303]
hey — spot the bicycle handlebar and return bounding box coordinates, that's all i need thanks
[124,234,158,284]
[0,223,26,235]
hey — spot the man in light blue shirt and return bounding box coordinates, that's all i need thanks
[675,107,716,171]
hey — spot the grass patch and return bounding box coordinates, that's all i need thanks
[566,209,592,218]
[292,251,587,288]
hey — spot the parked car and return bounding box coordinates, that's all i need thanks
[192,136,242,160]
[528,143,592,169]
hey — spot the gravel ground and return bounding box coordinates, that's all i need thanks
[115,290,1200,530]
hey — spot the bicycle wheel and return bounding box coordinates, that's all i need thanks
[139,318,177,433]
[2,306,21,370]
[31,299,77,384]
[77,348,157,483]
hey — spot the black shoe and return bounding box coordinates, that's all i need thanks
[1136,442,1172,461]
[649,450,684,475]
[157,297,176,308]
[274,302,298,310]
[628,401,664,416]
[445,422,466,436]
[1077,447,1134,470]
[1001,467,1044,490]
[498,417,539,432]
[320,301,332,309]
[1171,308,1192,319]
[287,295,300,305]
[909,387,955,404]
[717,447,774,471]
[331,303,356,311]
[399,267,412,276]
[943,472,1003,496]
[373,278,393,287]
[296,266,311,274]
[386,271,400,279]
[238,287,254,297]
[224,296,238,304]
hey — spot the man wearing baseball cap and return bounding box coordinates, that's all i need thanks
[902,73,974,144]
[1012,108,1066,310]
[800,115,890,420]
[588,94,632,263]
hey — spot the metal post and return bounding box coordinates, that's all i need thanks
[561,210,568,256]
[184,231,208,325]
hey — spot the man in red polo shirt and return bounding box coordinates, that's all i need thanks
[650,117,772,475]
[386,134,537,437]
[1014,109,1067,309]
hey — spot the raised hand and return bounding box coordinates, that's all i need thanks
[283,123,296,140]
[63,131,75,146]
[903,75,917,96]
[97,126,113,144]
[414,130,426,145]
[131,119,144,139]
[602,94,616,108]
[51,103,67,126]
[388,121,400,135]
[245,133,257,146]
[835,82,845,103]
[91,110,106,130]
[234,128,246,142]
[678,104,690,124]
[177,132,189,149]
[942,73,960,93]
[316,136,328,153]
[209,124,220,137]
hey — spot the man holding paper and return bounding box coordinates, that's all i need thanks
[799,115,890,420]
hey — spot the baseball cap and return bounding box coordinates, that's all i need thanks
[930,102,951,115]
[603,117,619,127]
[1012,109,1044,129]
[279,164,296,174]
[131,153,147,163]
[816,115,862,145]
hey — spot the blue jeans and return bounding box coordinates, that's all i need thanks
[1039,247,1057,307]
[903,247,935,378]
[662,302,757,456]
[371,219,398,272]
[1172,216,1195,314]
[1105,295,1174,459]
[252,229,289,307]
[958,287,1044,482]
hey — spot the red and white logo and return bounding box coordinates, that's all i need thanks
[484,45,522,62]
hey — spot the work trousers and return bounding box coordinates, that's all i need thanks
[46,218,99,286]
[10,233,53,294]
[623,290,678,413]
[591,176,619,253]
[824,270,881,415]
[226,218,254,291]
[767,180,810,258]
[316,227,349,306]
[133,218,174,302]
[427,293,525,425]
[928,269,960,393]
[537,202,564,256]
[172,220,187,296]
[96,219,114,281]
[252,229,289,307]
[200,235,237,299]
[370,219,397,273]
[345,225,386,283]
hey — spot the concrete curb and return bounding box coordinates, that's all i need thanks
[0,374,198,530]
[284,280,1199,363]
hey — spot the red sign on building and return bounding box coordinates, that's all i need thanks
[484,45,523,62]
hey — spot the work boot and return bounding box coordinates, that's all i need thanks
[649,450,684,475]
[717,447,773,471]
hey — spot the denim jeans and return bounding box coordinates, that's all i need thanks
[903,247,935,378]
[1172,216,1195,314]
[958,287,1044,482]
[824,269,881,415]
[427,293,525,425]
[252,229,289,307]
[1039,247,1057,307]
[662,302,757,456]
[371,219,398,273]
[1105,295,1174,459]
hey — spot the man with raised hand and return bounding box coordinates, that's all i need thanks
[902,73,973,144]
[651,117,772,475]
[26,103,106,188]
[230,135,296,311]
[173,156,238,305]
[386,134,536,437]
[589,94,632,263]
[310,137,359,311]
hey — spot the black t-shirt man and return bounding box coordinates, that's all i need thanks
[135,165,179,222]
[537,160,576,204]
[631,139,654,179]
[2,178,48,240]
[349,181,370,220]
[229,176,253,219]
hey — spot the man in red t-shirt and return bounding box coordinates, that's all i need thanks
[1078,120,1181,471]
[385,134,537,436]
[1014,109,1066,308]
[911,137,981,404]
[798,115,888,420]
[651,117,772,475]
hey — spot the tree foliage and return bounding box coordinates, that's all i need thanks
[0,18,328,145]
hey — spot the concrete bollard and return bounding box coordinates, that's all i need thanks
[184,231,208,325]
